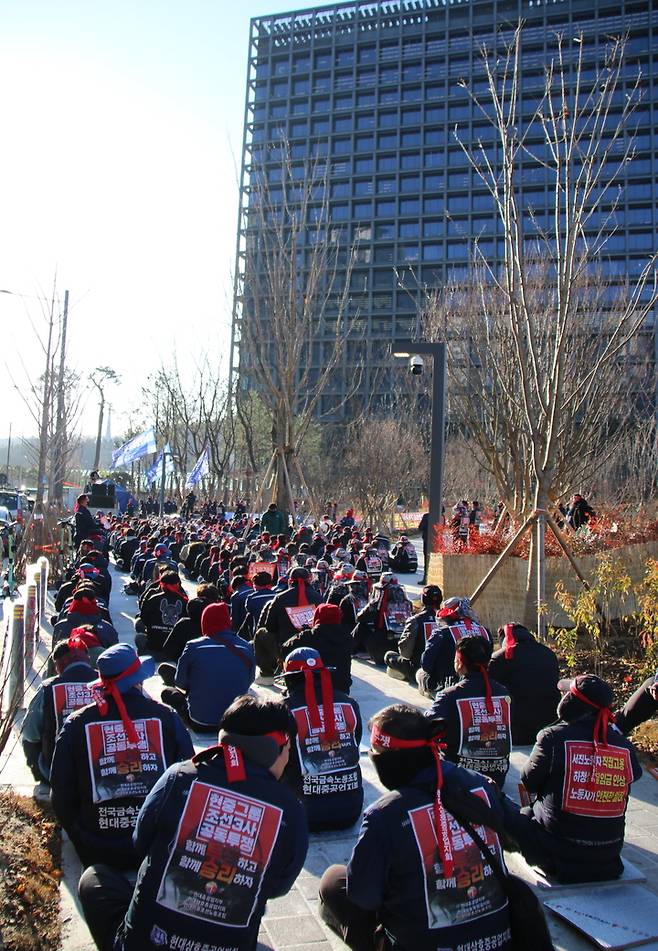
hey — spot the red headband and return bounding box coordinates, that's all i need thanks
[371,727,453,879]
[475,664,494,715]
[570,684,615,753]
[293,578,309,607]
[160,581,188,600]
[92,658,142,745]
[201,730,290,783]
[503,623,517,661]
[287,659,338,742]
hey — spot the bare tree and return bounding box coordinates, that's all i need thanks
[90,367,120,471]
[415,27,657,624]
[338,416,428,533]
[235,143,361,520]
[141,357,233,500]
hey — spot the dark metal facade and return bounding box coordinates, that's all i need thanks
[231,0,658,417]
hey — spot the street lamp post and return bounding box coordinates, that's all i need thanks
[393,341,447,569]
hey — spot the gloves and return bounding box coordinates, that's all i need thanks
[416,668,433,698]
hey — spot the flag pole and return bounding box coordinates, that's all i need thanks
[159,449,166,517]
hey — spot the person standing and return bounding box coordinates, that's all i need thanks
[417,512,429,582]
[74,494,100,549]
[261,502,288,537]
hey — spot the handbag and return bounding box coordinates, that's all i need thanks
[459,815,556,951]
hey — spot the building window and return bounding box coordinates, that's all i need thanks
[377,199,395,215]
[355,157,373,173]
[334,116,352,132]
[376,223,395,239]
[401,109,422,125]
[356,135,375,152]
[336,49,355,67]
[379,111,398,128]
[354,180,373,196]
[401,131,421,147]
[292,79,309,95]
[400,198,420,214]
[400,222,420,237]
[356,113,375,130]
[312,118,329,134]
[423,244,442,261]
[401,153,421,170]
[400,175,420,193]
[379,132,397,149]
[333,138,351,155]
[377,155,397,172]
[357,91,376,106]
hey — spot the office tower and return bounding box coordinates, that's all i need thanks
[232,0,657,418]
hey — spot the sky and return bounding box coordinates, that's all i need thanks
[0,0,304,440]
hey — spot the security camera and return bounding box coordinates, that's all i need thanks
[410,355,424,375]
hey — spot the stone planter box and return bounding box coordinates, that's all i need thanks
[426,539,658,632]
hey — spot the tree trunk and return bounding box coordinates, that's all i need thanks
[93,396,105,470]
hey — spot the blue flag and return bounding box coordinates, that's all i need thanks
[186,444,210,488]
[144,443,175,484]
[111,428,157,469]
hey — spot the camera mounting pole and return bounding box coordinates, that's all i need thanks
[392,341,447,566]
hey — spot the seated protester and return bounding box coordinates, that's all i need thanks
[338,570,370,631]
[319,704,514,951]
[418,596,492,696]
[264,566,323,644]
[355,545,384,583]
[53,588,117,648]
[389,535,418,574]
[229,573,253,633]
[352,573,413,666]
[160,583,221,662]
[160,603,255,733]
[68,623,117,667]
[84,549,113,600]
[385,584,443,683]
[140,543,175,586]
[137,570,188,654]
[254,567,322,678]
[78,695,308,951]
[427,636,512,788]
[55,564,105,614]
[281,648,363,831]
[615,672,658,736]
[116,529,139,570]
[22,637,97,784]
[283,603,353,694]
[237,571,276,641]
[50,644,194,869]
[506,674,642,884]
[488,623,561,745]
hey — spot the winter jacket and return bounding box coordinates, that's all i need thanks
[175,632,255,727]
[521,715,641,882]
[140,590,188,651]
[282,622,353,693]
[428,671,512,786]
[345,763,512,951]
[50,689,193,868]
[264,583,322,645]
[283,683,362,831]
[489,631,560,745]
[22,660,97,781]
[395,607,438,672]
[421,617,492,690]
[161,598,206,662]
[114,750,308,950]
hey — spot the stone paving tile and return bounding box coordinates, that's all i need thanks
[264,914,327,946]
[265,888,316,918]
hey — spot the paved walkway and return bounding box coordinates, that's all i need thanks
[2,560,658,950]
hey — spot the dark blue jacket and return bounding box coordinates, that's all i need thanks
[239,587,276,639]
[283,682,363,831]
[114,751,308,950]
[421,618,492,690]
[50,688,193,868]
[175,632,255,726]
[346,762,512,951]
[230,583,254,632]
[428,671,512,787]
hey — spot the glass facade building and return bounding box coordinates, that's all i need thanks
[232,0,658,417]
